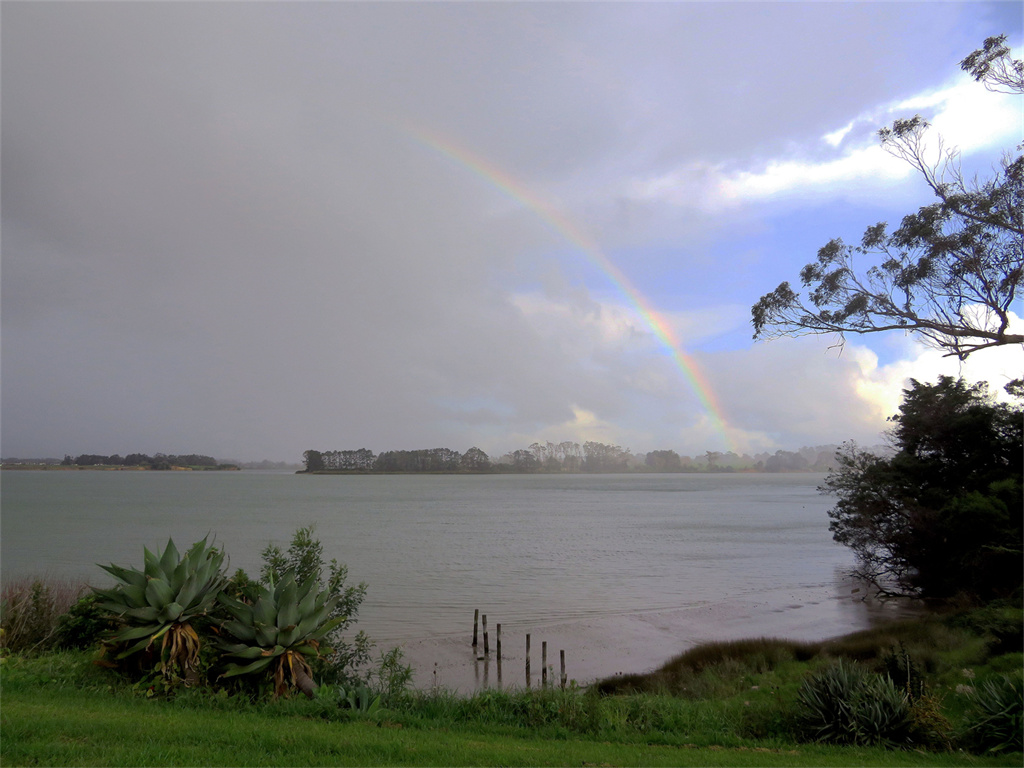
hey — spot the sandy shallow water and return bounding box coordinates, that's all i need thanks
[386,581,922,694]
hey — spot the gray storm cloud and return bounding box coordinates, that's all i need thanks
[2,2,1014,460]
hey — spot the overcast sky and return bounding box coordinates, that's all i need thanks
[3,1,1022,462]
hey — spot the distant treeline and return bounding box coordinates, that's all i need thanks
[58,453,239,470]
[301,441,851,474]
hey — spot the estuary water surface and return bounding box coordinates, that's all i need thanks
[1,471,911,688]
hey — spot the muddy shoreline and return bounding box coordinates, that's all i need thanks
[383,582,923,694]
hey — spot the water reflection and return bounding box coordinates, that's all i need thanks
[831,567,930,629]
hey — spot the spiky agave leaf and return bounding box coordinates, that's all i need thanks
[145,578,175,609]
[159,538,180,576]
[216,570,343,698]
[93,537,228,681]
[97,562,148,589]
[255,622,279,647]
[142,546,162,579]
[223,619,256,643]
[222,655,277,678]
[276,576,300,630]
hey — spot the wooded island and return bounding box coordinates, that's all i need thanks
[300,441,854,474]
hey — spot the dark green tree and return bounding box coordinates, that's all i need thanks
[582,441,631,472]
[824,376,1022,599]
[645,449,682,472]
[752,37,1023,360]
[509,449,541,472]
[460,446,491,471]
[303,450,325,472]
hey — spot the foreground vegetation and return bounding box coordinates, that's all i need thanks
[2,581,1021,766]
[5,661,1009,768]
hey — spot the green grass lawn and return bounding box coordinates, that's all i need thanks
[2,635,1022,768]
[3,681,1017,767]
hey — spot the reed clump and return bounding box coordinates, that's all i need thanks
[0,576,88,653]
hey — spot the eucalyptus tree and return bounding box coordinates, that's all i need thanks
[752,37,1023,359]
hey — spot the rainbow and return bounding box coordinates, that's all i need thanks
[409,127,737,453]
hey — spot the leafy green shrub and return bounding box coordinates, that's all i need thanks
[959,674,1024,754]
[366,646,413,706]
[795,659,914,747]
[247,525,372,688]
[222,568,259,603]
[907,690,954,751]
[950,602,1024,654]
[54,594,114,650]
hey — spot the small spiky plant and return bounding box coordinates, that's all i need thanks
[216,571,344,698]
[93,538,226,685]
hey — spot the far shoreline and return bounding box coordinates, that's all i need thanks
[0,464,240,472]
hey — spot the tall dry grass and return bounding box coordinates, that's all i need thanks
[1,576,89,652]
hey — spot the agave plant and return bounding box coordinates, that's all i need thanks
[796,659,913,747]
[216,571,344,698]
[93,537,227,684]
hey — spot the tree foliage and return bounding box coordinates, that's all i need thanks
[960,34,1024,94]
[645,449,683,472]
[61,452,229,469]
[752,37,1023,359]
[823,377,1022,599]
[247,526,371,688]
[460,446,492,471]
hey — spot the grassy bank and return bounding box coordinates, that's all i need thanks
[2,601,1021,767]
[0,653,1015,767]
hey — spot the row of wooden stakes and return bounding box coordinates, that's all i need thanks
[472,608,568,689]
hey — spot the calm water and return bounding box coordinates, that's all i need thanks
[1,471,858,642]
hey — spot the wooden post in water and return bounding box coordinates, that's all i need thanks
[472,609,479,648]
[560,650,566,689]
[525,634,531,689]
[496,623,502,660]
[542,641,548,688]
[483,614,489,655]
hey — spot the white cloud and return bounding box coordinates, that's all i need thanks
[896,79,1021,153]
[823,120,855,148]
[716,145,908,204]
[630,71,1021,212]
[704,311,1022,457]
[628,143,912,213]
[851,315,1024,421]
[505,291,1022,457]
